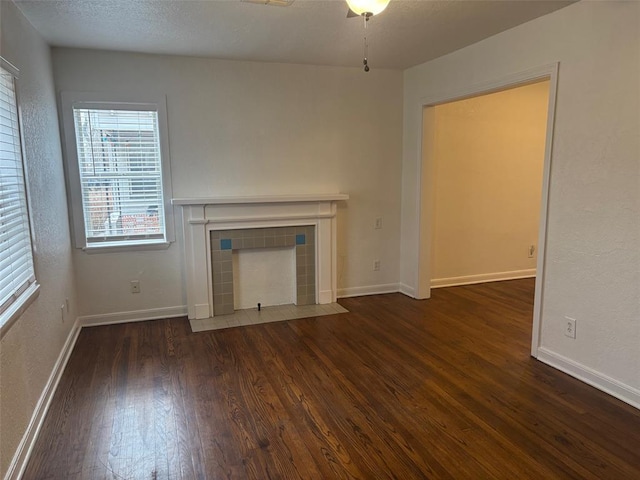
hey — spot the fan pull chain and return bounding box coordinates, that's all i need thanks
[363,36,369,72]
[363,14,370,72]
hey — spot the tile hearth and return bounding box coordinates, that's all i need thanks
[190,302,348,333]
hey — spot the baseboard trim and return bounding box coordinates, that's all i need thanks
[399,283,416,298]
[431,269,536,289]
[318,290,334,304]
[537,347,640,410]
[79,305,188,327]
[4,318,82,480]
[337,283,399,298]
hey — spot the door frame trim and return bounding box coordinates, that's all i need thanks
[413,62,559,358]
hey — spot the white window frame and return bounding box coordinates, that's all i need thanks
[60,92,175,252]
[0,58,40,337]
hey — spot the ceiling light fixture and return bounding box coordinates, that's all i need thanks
[345,0,390,72]
[346,0,390,17]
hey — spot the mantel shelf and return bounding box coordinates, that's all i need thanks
[172,193,349,206]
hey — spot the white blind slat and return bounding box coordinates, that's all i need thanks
[73,107,166,243]
[0,66,36,320]
[0,218,31,241]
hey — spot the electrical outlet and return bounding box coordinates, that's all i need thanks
[374,217,383,230]
[528,244,536,258]
[60,305,65,323]
[130,280,141,294]
[564,316,576,339]
[373,260,380,271]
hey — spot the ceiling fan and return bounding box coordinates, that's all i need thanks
[243,0,391,72]
[242,0,390,14]
[346,0,391,18]
[345,0,391,72]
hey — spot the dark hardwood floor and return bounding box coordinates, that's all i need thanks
[24,279,640,479]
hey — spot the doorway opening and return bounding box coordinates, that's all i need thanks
[415,65,558,357]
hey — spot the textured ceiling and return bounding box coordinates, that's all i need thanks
[14,0,575,70]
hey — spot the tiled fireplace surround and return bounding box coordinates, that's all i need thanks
[210,225,316,315]
[173,194,348,320]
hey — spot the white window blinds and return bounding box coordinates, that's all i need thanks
[72,107,167,246]
[0,66,36,318]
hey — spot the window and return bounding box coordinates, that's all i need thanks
[0,60,38,332]
[61,94,174,250]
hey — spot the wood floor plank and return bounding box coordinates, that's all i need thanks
[259,323,435,479]
[355,291,623,478]
[304,314,558,478]
[22,279,640,479]
[234,327,327,479]
[244,324,367,479]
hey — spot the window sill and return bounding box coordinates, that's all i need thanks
[0,283,41,339]
[81,241,172,254]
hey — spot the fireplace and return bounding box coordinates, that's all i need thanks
[172,194,348,319]
[210,225,316,315]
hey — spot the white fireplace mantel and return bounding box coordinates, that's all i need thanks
[172,193,349,206]
[172,193,348,319]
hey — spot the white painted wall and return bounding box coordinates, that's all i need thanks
[429,81,549,285]
[402,1,640,398]
[51,49,403,318]
[0,2,78,476]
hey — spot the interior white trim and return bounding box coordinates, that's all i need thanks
[188,213,337,224]
[337,283,400,298]
[318,289,334,304]
[431,269,536,289]
[175,194,348,319]
[59,91,176,250]
[79,305,187,327]
[3,318,81,480]
[0,283,40,339]
[172,193,349,205]
[412,63,559,359]
[399,283,416,298]
[530,65,559,358]
[537,347,640,410]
